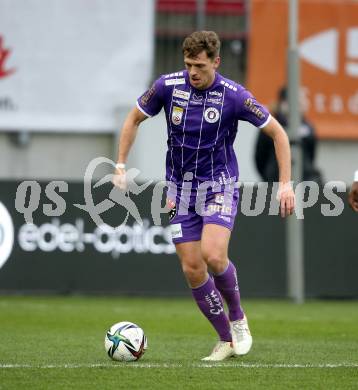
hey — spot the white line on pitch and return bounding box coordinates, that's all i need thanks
[0,363,357,369]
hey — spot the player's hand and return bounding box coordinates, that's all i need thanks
[277,182,295,218]
[348,182,358,212]
[112,165,127,190]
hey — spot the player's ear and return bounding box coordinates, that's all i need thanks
[213,56,220,69]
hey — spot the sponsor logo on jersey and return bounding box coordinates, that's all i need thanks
[209,90,223,97]
[173,99,188,107]
[244,98,265,119]
[164,71,184,79]
[204,107,220,123]
[190,93,204,105]
[172,106,184,125]
[165,78,185,86]
[140,83,156,105]
[215,194,225,204]
[170,223,183,239]
[208,204,232,214]
[207,97,222,105]
[220,80,238,92]
[173,89,190,100]
[218,172,236,185]
[218,215,231,223]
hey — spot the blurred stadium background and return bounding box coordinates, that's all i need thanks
[0,1,357,388]
[0,0,356,298]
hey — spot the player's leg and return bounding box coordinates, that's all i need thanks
[175,240,207,288]
[201,223,252,355]
[175,241,233,350]
[169,196,232,360]
[201,224,244,320]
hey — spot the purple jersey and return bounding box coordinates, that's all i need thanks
[137,70,270,190]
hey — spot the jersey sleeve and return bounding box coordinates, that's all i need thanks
[236,88,271,128]
[136,76,165,117]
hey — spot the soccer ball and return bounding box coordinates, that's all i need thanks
[104,321,147,362]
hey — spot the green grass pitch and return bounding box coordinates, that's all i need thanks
[0,296,357,389]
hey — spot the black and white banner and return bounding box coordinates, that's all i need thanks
[0,179,357,297]
[0,180,183,294]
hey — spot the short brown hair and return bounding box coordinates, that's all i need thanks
[182,31,221,59]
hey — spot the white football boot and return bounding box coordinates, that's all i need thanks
[201,341,235,361]
[230,315,253,355]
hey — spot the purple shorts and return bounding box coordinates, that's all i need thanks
[167,190,239,244]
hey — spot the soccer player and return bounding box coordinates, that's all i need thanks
[348,171,358,212]
[113,31,295,360]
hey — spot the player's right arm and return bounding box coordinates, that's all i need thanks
[113,107,148,189]
[113,77,165,189]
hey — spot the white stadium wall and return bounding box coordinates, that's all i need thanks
[0,117,357,184]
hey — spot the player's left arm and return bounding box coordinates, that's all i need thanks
[261,116,295,217]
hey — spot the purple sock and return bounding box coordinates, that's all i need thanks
[192,276,232,342]
[213,261,244,321]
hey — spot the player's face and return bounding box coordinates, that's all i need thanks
[184,51,220,90]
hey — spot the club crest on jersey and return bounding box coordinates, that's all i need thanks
[204,107,220,123]
[172,106,184,125]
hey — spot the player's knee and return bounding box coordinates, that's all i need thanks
[201,247,220,264]
[181,262,206,286]
[202,250,226,273]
